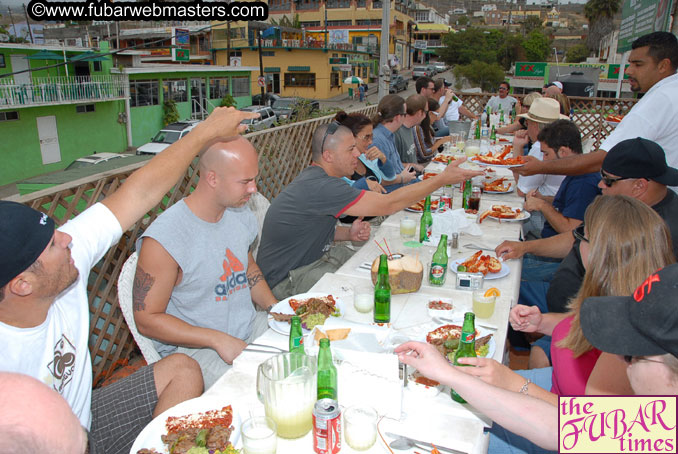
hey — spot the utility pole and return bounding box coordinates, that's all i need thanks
[22,3,33,43]
[257,28,265,103]
[8,7,17,41]
[377,0,391,100]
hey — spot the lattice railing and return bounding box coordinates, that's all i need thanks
[10,104,376,385]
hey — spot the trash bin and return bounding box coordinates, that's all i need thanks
[348,87,354,99]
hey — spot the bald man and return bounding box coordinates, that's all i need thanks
[0,372,87,454]
[134,136,277,389]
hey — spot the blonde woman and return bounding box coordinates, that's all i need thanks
[495,91,542,135]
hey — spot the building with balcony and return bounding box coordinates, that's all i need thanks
[412,23,452,65]
[211,21,373,99]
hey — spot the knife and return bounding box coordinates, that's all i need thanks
[385,432,467,454]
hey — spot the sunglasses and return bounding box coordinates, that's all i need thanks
[623,356,665,365]
[599,169,631,187]
[430,111,440,117]
[357,133,373,141]
[320,121,340,153]
[573,224,588,243]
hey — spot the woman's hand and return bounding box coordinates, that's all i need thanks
[510,304,543,333]
[366,179,386,193]
[395,341,454,385]
[456,357,524,390]
[365,146,386,163]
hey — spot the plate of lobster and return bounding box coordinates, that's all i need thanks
[483,178,514,193]
[406,198,444,213]
[451,251,509,280]
[478,205,530,223]
[472,145,525,167]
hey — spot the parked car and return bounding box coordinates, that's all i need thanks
[136,120,201,155]
[65,152,128,170]
[251,93,281,107]
[389,74,408,93]
[412,66,433,80]
[240,106,278,131]
[426,64,438,76]
[433,62,448,72]
[272,97,320,121]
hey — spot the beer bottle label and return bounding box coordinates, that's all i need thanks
[460,332,475,343]
[430,264,446,279]
[293,337,304,348]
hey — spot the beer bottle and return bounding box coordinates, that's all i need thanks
[474,119,481,140]
[490,125,496,145]
[510,102,517,123]
[374,254,391,323]
[462,179,473,210]
[451,312,477,403]
[289,315,305,354]
[419,195,433,243]
[486,106,491,127]
[317,338,338,400]
[429,234,449,286]
[499,106,505,125]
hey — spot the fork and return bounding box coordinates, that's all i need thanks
[462,242,495,250]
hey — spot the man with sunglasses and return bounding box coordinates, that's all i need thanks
[258,122,483,299]
[515,32,678,188]
[484,81,517,116]
[498,137,678,367]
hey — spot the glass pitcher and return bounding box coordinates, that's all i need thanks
[256,352,317,439]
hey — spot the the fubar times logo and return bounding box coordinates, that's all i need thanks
[559,396,677,453]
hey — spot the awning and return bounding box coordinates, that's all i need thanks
[287,66,310,71]
[264,67,281,73]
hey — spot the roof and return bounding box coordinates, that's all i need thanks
[163,121,200,131]
[111,64,259,74]
[414,24,453,32]
[0,43,96,53]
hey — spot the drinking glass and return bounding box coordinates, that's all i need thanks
[344,406,378,451]
[400,217,416,240]
[468,186,481,212]
[242,416,277,454]
[354,285,373,313]
[472,291,497,319]
[465,139,480,157]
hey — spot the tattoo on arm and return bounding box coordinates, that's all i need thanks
[247,271,265,289]
[133,265,155,312]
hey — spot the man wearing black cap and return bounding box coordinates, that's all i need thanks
[516,32,678,186]
[581,263,678,396]
[0,107,256,454]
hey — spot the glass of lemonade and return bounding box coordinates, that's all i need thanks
[465,139,481,157]
[400,217,416,239]
[344,406,378,451]
[242,416,277,454]
[457,131,466,153]
[472,290,497,319]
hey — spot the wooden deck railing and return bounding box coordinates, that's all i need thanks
[9,93,632,385]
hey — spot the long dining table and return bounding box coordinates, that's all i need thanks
[131,138,529,454]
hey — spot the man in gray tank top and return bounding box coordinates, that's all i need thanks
[134,137,277,389]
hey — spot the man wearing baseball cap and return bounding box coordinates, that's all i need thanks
[0,107,257,454]
[581,263,678,395]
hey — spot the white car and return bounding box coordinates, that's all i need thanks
[240,106,278,131]
[433,62,448,72]
[136,120,200,155]
[65,153,129,170]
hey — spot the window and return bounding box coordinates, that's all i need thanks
[162,79,188,103]
[130,80,159,107]
[92,61,102,72]
[262,51,275,57]
[0,111,19,121]
[209,78,229,99]
[0,54,5,68]
[326,20,352,26]
[231,76,250,97]
[285,73,315,88]
[330,72,340,88]
[301,21,321,27]
[356,19,381,25]
[76,104,95,113]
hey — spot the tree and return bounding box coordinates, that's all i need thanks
[566,43,590,63]
[497,33,527,70]
[453,61,505,92]
[522,30,550,61]
[584,0,622,51]
[522,15,543,35]
[439,27,499,65]
[457,15,470,26]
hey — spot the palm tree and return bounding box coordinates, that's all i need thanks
[584,0,622,52]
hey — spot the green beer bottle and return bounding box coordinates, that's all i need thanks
[289,315,305,354]
[451,312,477,403]
[374,254,391,323]
[462,179,473,210]
[419,195,433,243]
[429,234,449,286]
[490,125,496,144]
[510,102,517,123]
[474,119,481,140]
[486,105,491,127]
[499,106,505,125]
[317,338,338,400]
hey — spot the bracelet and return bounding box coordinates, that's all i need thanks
[519,378,532,395]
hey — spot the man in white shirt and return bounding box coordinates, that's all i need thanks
[0,107,257,454]
[485,81,518,114]
[516,31,678,193]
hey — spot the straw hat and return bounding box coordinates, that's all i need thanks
[517,97,568,124]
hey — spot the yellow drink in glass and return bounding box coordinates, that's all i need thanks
[472,291,496,319]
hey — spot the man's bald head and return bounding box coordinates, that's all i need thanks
[0,373,87,454]
[200,136,256,174]
[311,123,354,162]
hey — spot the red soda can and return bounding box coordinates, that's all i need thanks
[313,398,341,454]
[441,195,452,210]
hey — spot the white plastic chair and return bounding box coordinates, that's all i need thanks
[117,251,162,364]
[246,192,271,261]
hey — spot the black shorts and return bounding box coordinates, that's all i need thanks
[90,364,157,454]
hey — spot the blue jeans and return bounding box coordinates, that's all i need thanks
[521,254,561,282]
[518,281,550,314]
[488,368,556,454]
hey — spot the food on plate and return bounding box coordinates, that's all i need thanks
[428,300,453,311]
[270,295,340,329]
[498,138,510,143]
[426,324,493,358]
[605,114,624,123]
[483,178,512,192]
[478,205,523,223]
[370,254,423,294]
[472,146,525,166]
[484,287,501,297]
[422,172,439,180]
[412,370,440,387]
[432,154,456,163]
[408,198,440,212]
[136,406,237,454]
[314,328,351,342]
[458,251,502,275]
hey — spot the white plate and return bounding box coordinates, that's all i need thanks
[483,182,515,194]
[450,256,509,280]
[427,298,455,319]
[130,397,241,454]
[606,121,620,128]
[267,292,346,335]
[473,160,524,169]
[488,210,530,222]
[425,318,497,359]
